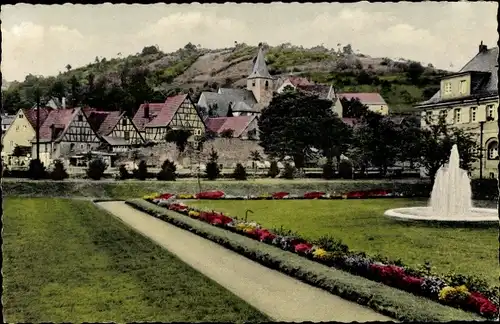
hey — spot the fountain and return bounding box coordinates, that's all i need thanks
[384,144,498,224]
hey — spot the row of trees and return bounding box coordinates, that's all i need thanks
[258,90,479,185]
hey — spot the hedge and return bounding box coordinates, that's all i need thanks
[124,199,483,322]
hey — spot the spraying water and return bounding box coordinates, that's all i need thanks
[429,144,473,217]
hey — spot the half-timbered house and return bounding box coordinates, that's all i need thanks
[133,94,206,145]
[31,107,102,166]
[87,111,144,152]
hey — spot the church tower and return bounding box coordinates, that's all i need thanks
[247,45,274,107]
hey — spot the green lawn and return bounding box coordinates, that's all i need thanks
[188,199,498,285]
[2,198,269,323]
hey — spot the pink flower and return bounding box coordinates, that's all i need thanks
[196,191,225,199]
[294,243,313,253]
[159,193,174,199]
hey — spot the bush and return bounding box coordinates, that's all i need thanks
[322,160,336,180]
[338,160,353,179]
[134,160,148,180]
[86,158,107,180]
[232,163,247,180]
[282,162,296,179]
[50,160,68,180]
[205,148,220,180]
[27,159,47,180]
[267,161,280,178]
[220,129,234,138]
[118,164,130,180]
[157,159,177,181]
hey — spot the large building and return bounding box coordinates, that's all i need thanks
[415,42,498,179]
[337,93,389,116]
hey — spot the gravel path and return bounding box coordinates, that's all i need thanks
[97,201,393,322]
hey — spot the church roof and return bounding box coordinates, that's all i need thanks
[199,90,258,117]
[247,46,273,80]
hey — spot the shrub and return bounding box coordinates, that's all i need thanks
[28,159,47,180]
[157,159,177,181]
[86,158,107,180]
[232,163,247,180]
[50,160,68,180]
[322,160,335,180]
[267,160,280,178]
[118,164,130,180]
[314,235,349,253]
[220,129,235,138]
[134,160,148,180]
[282,162,296,179]
[338,160,353,179]
[205,148,220,180]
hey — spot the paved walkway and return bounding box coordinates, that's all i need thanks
[97,201,394,322]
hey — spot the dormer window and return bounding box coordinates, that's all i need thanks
[444,82,452,95]
[459,80,467,94]
[486,105,494,120]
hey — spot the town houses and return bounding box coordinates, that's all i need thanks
[3,42,496,180]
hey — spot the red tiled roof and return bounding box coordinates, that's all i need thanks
[99,111,123,135]
[288,76,312,87]
[38,108,78,141]
[146,94,188,127]
[22,108,52,129]
[338,93,387,105]
[132,103,165,131]
[206,116,256,137]
[86,111,111,133]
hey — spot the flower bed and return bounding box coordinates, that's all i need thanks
[142,193,499,319]
[143,189,405,202]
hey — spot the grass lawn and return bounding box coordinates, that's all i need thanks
[3,198,269,323]
[188,199,498,286]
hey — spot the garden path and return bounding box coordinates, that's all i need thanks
[97,201,393,322]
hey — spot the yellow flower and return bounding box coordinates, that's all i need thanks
[259,193,271,197]
[143,193,160,199]
[235,223,247,230]
[189,211,200,218]
[439,285,470,302]
[177,193,194,199]
[312,248,328,259]
[439,286,455,301]
[456,285,468,293]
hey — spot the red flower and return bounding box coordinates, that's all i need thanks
[212,218,223,226]
[401,276,424,291]
[159,193,174,199]
[290,238,307,247]
[466,293,499,317]
[369,264,406,284]
[272,192,289,199]
[346,191,367,198]
[260,231,276,242]
[196,191,225,199]
[294,243,313,253]
[304,191,325,199]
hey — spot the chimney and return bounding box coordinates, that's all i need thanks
[62,97,66,109]
[143,102,150,118]
[479,41,488,53]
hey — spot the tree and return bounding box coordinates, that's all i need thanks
[322,159,335,179]
[205,148,220,180]
[419,114,479,185]
[338,160,353,179]
[49,79,67,101]
[232,163,247,180]
[2,88,25,114]
[397,116,423,169]
[134,160,148,180]
[340,97,369,118]
[118,164,130,180]
[157,159,177,181]
[165,128,192,153]
[282,162,295,179]
[141,45,160,56]
[65,64,72,71]
[267,160,280,178]
[220,129,234,138]
[249,150,262,177]
[86,158,107,180]
[407,61,425,84]
[50,159,69,180]
[69,75,81,107]
[258,91,347,171]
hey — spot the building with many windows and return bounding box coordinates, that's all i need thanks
[415,42,498,179]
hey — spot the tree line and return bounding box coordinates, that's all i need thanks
[257,90,479,185]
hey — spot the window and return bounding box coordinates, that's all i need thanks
[439,110,447,118]
[122,119,127,127]
[78,115,83,122]
[19,114,24,118]
[265,81,269,90]
[70,143,75,151]
[486,105,494,120]
[195,128,201,136]
[80,144,84,149]
[487,141,498,160]
[23,125,27,130]
[453,108,461,123]
[459,80,467,94]
[490,172,495,179]
[124,131,130,141]
[444,82,452,95]
[470,107,477,122]
[252,81,256,87]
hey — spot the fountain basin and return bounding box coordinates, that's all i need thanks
[384,207,498,225]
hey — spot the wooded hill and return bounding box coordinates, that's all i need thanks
[2,42,449,116]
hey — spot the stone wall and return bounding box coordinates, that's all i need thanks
[116,138,268,170]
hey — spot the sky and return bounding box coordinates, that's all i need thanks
[1,2,498,82]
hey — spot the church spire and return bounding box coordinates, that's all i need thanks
[248,45,272,79]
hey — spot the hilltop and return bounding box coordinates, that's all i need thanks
[2,42,450,115]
